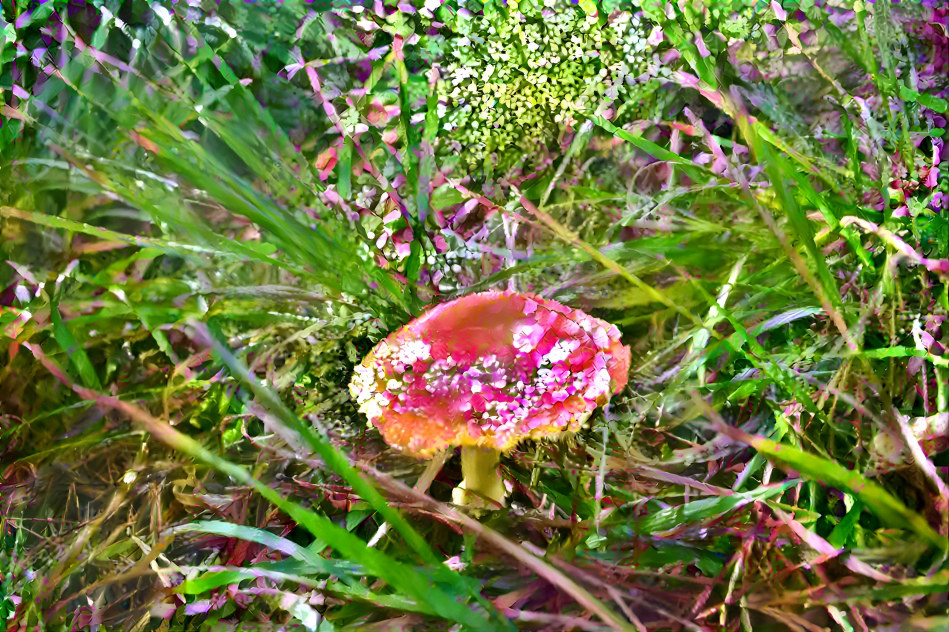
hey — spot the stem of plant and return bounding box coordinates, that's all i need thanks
[368,450,450,548]
[936,367,948,414]
[453,446,507,507]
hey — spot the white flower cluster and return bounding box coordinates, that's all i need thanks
[437,2,669,164]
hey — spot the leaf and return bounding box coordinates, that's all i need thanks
[900,85,948,114]
[629,482,795,534]
[430,185,464,210]
[10,1,57,29]
[49,288,102,391]
[862,346,927,359]
[634,543,725,577]
[177,561,432,614]
[827,499,863,549]
[587,114,706,172]
[336,137,352,200]
[755,307,823,333]
[758,142,844,314]
[174,521,360,579]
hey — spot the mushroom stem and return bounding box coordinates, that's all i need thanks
[452,446,507,507]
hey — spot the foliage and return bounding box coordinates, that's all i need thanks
[1,0,947,630]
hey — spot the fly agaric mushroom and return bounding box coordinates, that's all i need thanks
[349,290,631,507]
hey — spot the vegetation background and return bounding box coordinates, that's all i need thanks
[1,0,947,630]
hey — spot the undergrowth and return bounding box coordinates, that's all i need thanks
[1,1,947,630]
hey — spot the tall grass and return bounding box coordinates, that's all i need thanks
[1,1,947,630]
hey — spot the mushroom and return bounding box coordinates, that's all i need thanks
[349,290,631,507]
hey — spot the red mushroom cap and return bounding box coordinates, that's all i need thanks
[350,290,631,456]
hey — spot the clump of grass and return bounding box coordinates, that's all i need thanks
[1,0,947,630]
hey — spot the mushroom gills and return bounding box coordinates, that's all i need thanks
[452,446,506,507]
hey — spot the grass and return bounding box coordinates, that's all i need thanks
[1,0,947,630]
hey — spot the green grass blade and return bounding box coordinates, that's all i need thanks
[630,481,798,535]
[195,321,491,602]
[27,344,498,630]
[49,287,103,391]
[177,562,438,614]
[699,397,947,551]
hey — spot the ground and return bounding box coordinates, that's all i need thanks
[1,1,947,630]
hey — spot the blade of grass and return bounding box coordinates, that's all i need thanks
[176,561,437,614]
[728,102,857,353]
[0,205,211,263]
[692,393,947,551]
[628,481,797,535]
[24,342,501,631]
[676,264,824,417]
[585,114,709,180]
[769,505,894,583]
[363,462,638,632]
[171,521,361,579]
[49,285,102,391]
[192,321,489,598]
[518,196,708,331]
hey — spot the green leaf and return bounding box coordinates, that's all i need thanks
[176,521,360,577]
[585,533,607,548]
[176,560,434,615]
[630,482,796,534]
[588,115,704,171]
[336,137,352,200]
[827,499,863,549]
[345,508,374,532]
[431,185,465,211]
[759,142,844,312]
[50,288,103,391]
[10,1,57,29]
[579,0,598,17]
[900,85,948,114]
[694,552,725,577]
[634,543,725,577]
[861,572,949,602]
[861,346,927,359]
